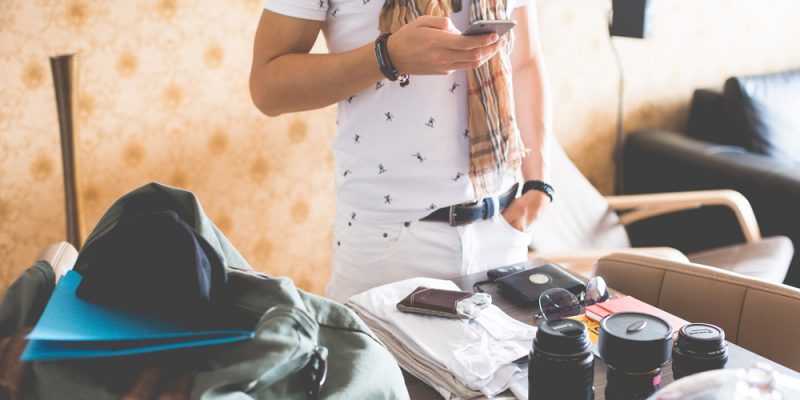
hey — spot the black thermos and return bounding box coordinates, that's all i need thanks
[529,318,594,400]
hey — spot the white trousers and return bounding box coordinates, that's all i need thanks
[326,212,533,303]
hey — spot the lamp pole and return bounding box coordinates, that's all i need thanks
[608,0,653,194]
[50,54,83,249]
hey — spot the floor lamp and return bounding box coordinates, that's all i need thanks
[609,0,654,194]
[50,54,83,249]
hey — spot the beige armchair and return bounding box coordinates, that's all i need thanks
[593,252,800,371]
[526,143,793,283]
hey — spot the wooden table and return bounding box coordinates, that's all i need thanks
[403,265,800,399]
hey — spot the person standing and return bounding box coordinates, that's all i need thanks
[250,0,554,302]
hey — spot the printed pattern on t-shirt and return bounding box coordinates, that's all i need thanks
[263,0,527,224]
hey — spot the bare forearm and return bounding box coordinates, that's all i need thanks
[251,43,384,117]
[509,4,553,182]
[514,59,553,182]
[250,10,501,118]
[499,6,553,229]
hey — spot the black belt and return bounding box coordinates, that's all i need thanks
[421,183,519,226]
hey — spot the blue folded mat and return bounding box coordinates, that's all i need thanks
[22,270,253,361]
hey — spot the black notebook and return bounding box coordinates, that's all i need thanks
[495,263,586,306]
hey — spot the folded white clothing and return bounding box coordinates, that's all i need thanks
[366,315,483,399]
[508,373,529,400]
[347,277,536,397]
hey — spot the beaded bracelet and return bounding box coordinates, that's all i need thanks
[374,33,409,85]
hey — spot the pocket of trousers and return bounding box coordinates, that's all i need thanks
[496,213,530,238]
[333,218,410,264]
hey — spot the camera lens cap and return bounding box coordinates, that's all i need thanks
[599,312,673,372]
[534,318,592,355]
[676,323,726,355]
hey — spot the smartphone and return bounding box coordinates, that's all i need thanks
[462,19,516,37]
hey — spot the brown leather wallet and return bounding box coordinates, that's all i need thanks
[396,287,474,319]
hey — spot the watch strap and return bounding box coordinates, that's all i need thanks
[522,180,555,203]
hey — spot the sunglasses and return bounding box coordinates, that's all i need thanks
[534,276,611,321]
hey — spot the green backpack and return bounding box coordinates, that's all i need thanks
[17,183,409,399]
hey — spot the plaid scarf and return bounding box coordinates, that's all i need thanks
[380,0,526,197]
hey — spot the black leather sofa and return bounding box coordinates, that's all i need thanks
[623,68,800,287]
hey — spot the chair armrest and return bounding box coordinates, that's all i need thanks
[624,130,800,191]
[36,242,78,283]
[604,190,762,243]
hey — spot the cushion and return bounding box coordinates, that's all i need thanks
[528,143,630,252]
[723,68,800,163]
[687,235,793,283]
[687,89,732,145]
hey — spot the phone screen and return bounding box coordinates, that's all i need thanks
[462,20,516,36]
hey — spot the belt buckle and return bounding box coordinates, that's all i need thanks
[448,206,461,226]
[448,205,471,226]
[449,199,480,227]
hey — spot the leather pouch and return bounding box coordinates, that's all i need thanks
[396,287,482,319]
[495,263,586,306]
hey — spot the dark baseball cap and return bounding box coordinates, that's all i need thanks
[76,210,228,329]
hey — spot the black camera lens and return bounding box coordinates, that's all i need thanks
[599,312,673,400]
[672,323,728,380]
[529,318,594,400]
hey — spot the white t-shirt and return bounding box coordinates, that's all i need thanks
[264,0,529,224]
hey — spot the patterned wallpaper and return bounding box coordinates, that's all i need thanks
[1,0,799,294]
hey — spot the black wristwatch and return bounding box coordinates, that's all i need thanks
[521,180,555,203]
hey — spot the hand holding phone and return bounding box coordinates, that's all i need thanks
[380,16,509,76]
[462,19,516,37]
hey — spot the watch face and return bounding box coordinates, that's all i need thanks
[529,273,551,285]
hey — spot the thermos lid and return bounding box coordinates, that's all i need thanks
[534,318,592,355]
[676,323,726,355]
[598,312,673,372]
